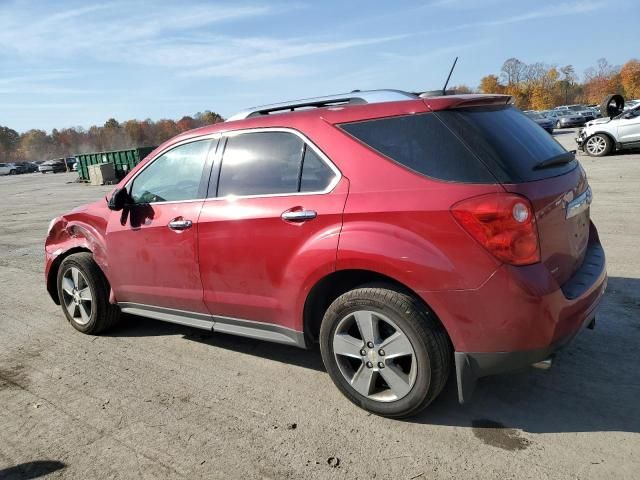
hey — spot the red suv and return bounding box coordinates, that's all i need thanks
[45,91,606,417]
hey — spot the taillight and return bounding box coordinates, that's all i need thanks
[451,193,540,266]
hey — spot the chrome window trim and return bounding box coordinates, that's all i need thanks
[208,127,342,201]
[123,134,221,205]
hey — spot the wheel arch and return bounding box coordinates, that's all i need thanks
[47,247,93,305]
[302,268,452,348]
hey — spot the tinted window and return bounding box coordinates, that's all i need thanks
[437,106,574,182]
[340,113,495,183]
[218,132,304,196]
[300,146,336,192]
[130,140,211,203]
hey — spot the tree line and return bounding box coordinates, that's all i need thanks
[473,57,640,111]
[3,57,640,163]
[0,111,223,163]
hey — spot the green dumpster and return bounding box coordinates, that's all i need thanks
[76,146,156,182]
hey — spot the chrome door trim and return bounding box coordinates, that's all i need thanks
[119,303,215,330]
[566,186,592,219]
[118,302,306,348]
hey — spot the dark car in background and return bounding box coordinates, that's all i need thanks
[39,159,67,174]
[24,162,39,173]
[543,110,586,128]
[524,111,554,133]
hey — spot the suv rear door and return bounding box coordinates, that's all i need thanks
[197,129,347,334]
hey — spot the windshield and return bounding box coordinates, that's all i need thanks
[525,112,544,120]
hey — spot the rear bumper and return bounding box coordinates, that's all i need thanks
[422,229,607,403]
[454,302,598,403]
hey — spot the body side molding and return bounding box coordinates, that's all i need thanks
[118,302,306,348]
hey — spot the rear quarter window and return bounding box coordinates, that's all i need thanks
[339,113,496,183]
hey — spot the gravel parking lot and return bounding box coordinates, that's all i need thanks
[1,128,639,479]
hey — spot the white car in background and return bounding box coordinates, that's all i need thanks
[0,162,18,175]
[623,100,640,111]
[576,105,640,156]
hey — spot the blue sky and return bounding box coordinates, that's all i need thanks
[1,0,638,132]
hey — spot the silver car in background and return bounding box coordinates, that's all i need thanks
[542,110,586,128]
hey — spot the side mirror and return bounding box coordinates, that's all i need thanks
[107,188,130,211]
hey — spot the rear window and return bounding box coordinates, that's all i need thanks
[437,106,575,182]
[340,106,575,184]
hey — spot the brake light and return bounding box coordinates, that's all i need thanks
[451,193,540,266]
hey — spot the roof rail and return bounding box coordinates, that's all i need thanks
[226,89,417,121]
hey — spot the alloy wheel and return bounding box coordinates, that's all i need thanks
[332,310,417,402]
[61,267,93,325]
[586,136,607,155]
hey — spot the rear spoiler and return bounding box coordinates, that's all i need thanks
[422,94,513,111]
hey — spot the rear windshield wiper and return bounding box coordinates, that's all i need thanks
[533,152,575,170]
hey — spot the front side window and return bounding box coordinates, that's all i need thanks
[130,140,211,204]
[217,131,336,197]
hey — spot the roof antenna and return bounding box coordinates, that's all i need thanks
[442,56,458,96]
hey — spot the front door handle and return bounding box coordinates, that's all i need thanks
[168,218,193,231]
[281,210,317,222]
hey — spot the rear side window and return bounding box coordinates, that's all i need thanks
[217,131,336,197]
[339,113,496,183]
[300,147,336,193]
[218,132,303,196]
[436,106,574,182]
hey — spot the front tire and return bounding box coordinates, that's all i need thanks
[584,134,612,157]
[319,287,451,418]
[57,252,120,334]
[556,121,562,129]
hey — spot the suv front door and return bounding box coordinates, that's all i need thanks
[106,138,216,313]
[197,129,347,337]
[618,107,640,144]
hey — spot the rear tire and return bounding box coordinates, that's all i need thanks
[57,252,120,334]
[9,169,16,175]
[319,287,451,418]
[584,134,612,157]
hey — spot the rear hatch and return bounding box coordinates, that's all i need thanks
[434,105,590,285]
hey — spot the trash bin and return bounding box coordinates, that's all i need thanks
[76,147,156,182]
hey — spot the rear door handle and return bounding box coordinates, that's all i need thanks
[168,218,193,231]
[281,210,317,222]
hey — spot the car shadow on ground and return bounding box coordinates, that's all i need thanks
[106,276,639,434]
[0,460,66,479]
[106,314,327,372]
